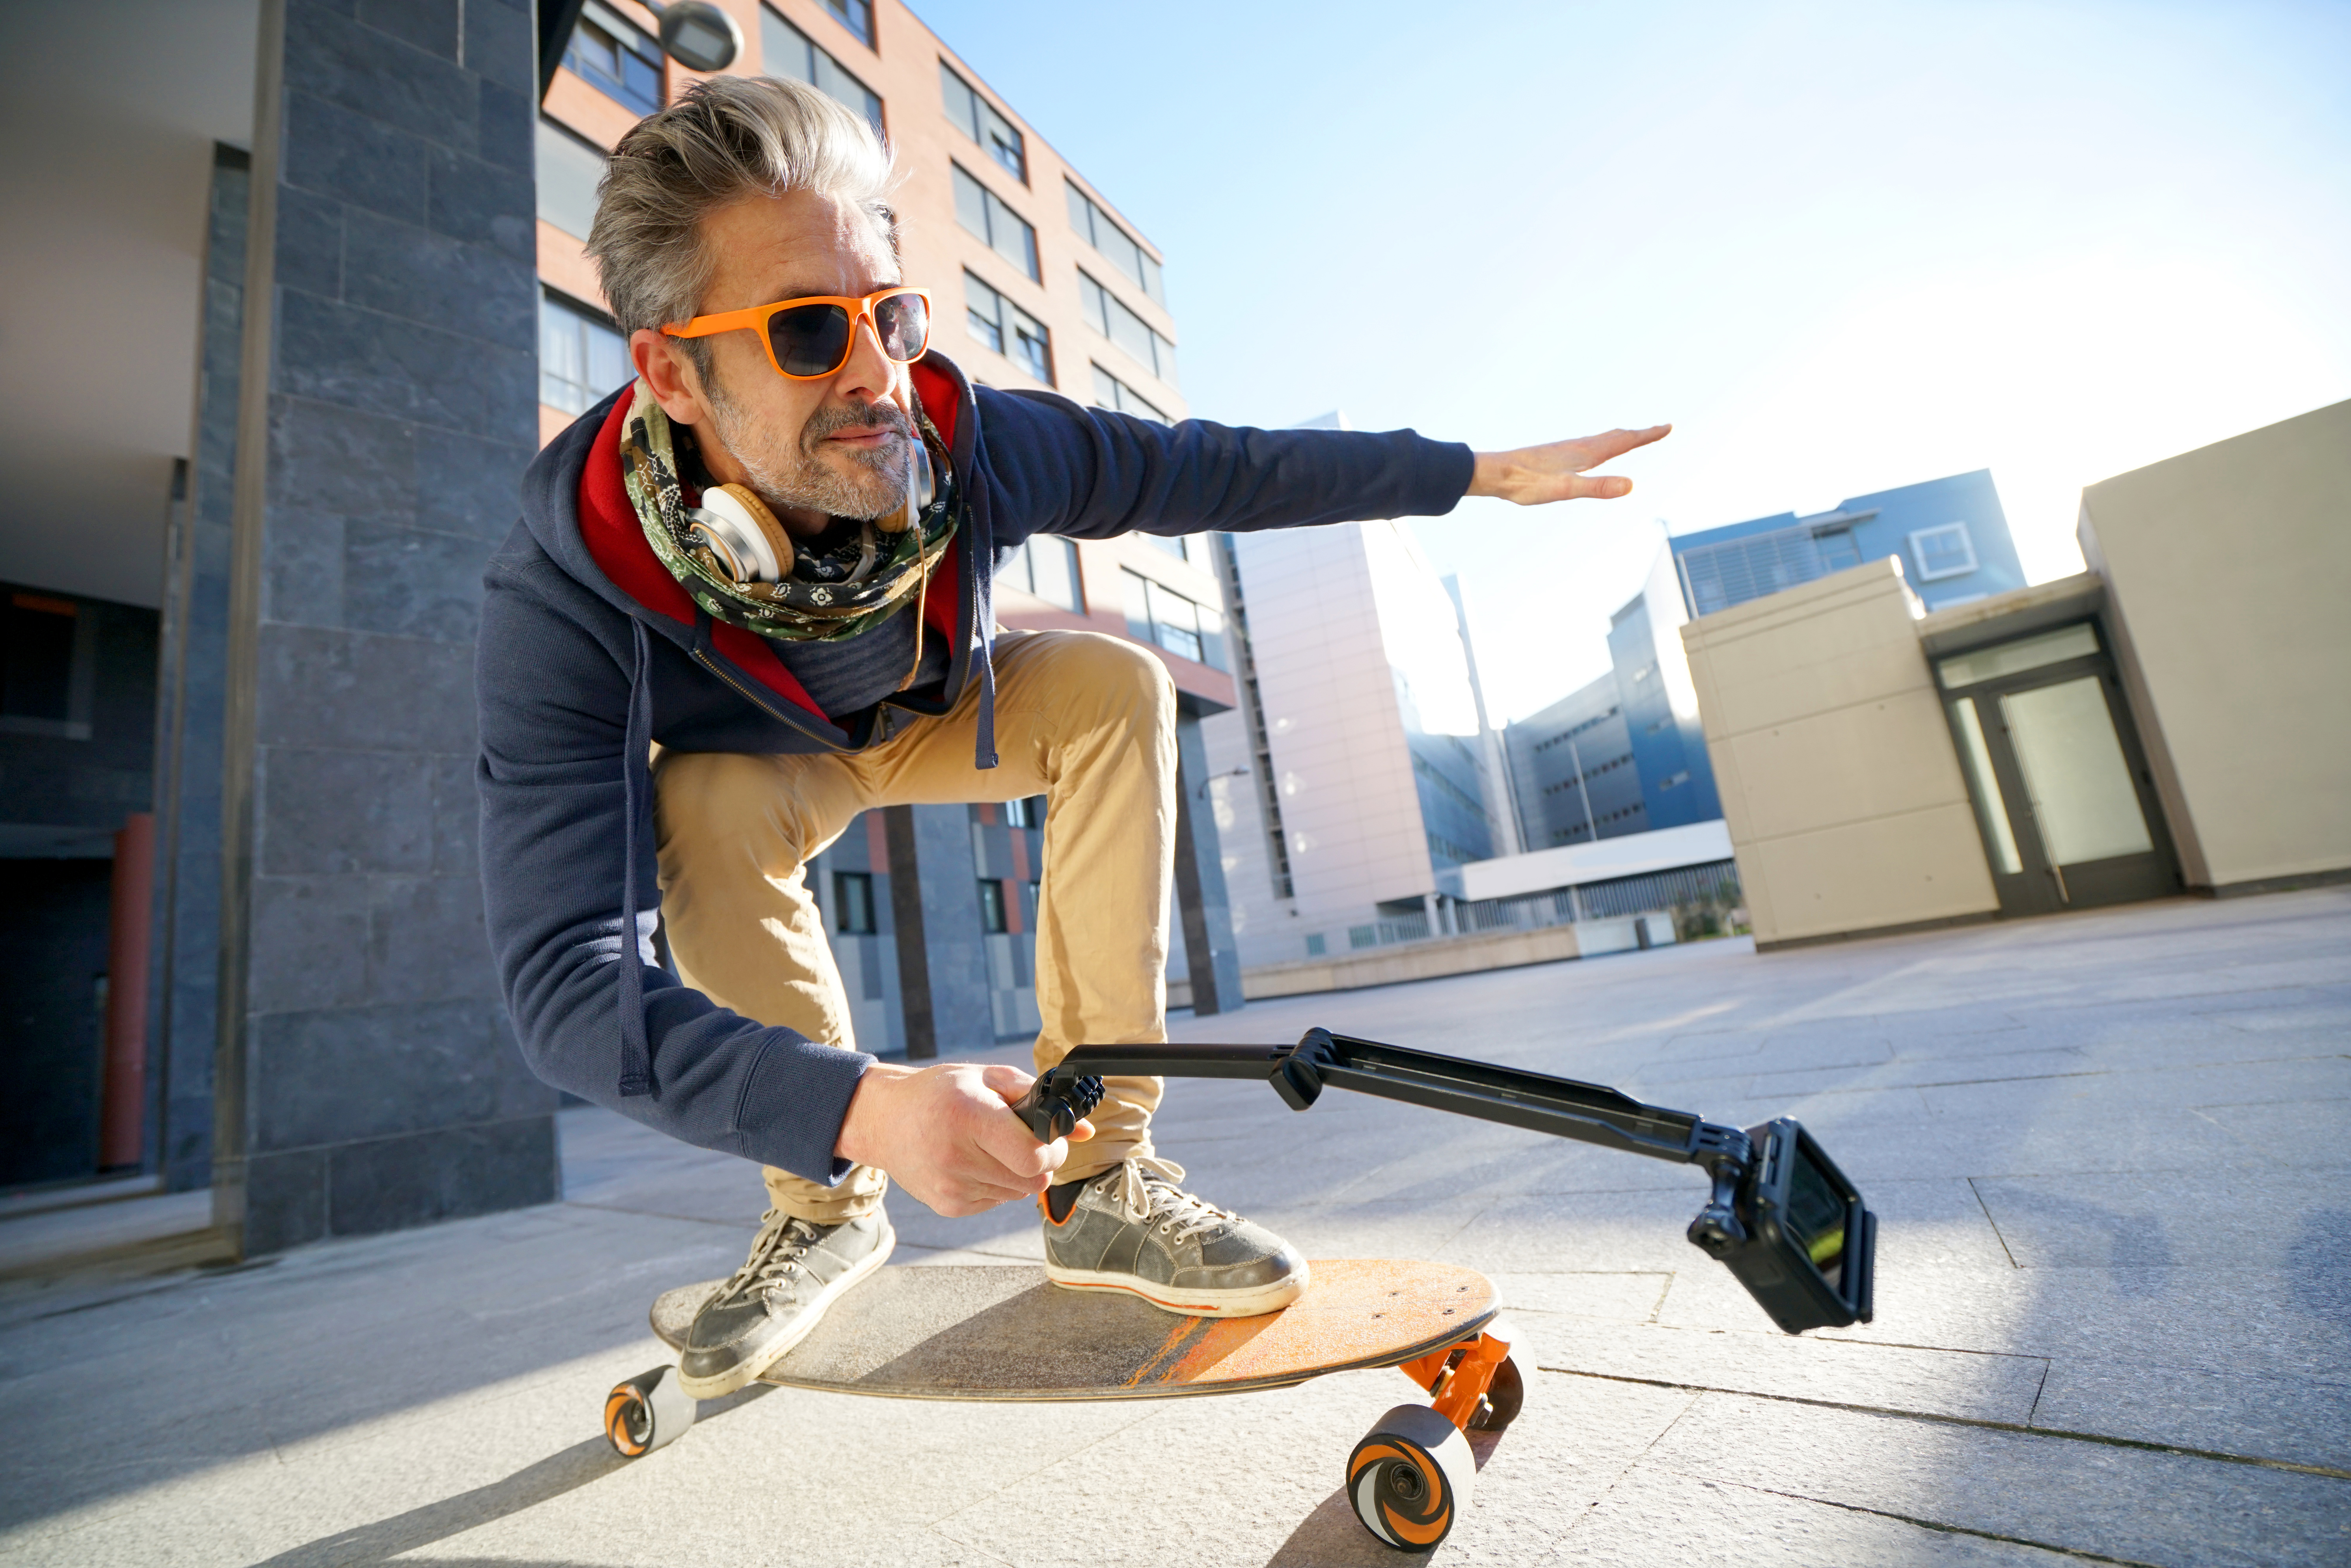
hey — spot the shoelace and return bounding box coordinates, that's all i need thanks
[717,1209,822,1302]
[1105,1156,1237,1244]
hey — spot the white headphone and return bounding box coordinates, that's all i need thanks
[684,439,935,587]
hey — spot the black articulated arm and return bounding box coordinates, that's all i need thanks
[1034,1029,1876,1335]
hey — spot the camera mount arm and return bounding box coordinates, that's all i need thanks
[1023,1029,1872,1334]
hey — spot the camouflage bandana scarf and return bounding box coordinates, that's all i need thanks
[615,383,960,644]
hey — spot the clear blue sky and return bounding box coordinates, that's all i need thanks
[911,0,2351,719]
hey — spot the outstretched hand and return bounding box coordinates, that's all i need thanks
[834,1061,1095,1218]
[1468,424,1672,507]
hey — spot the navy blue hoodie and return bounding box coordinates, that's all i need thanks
[477,355,1474,1185]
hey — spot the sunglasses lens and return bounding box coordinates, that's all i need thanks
[873,292,931,363]
[768,302,852,377]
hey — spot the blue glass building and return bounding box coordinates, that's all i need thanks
[1670,469,2023,617]
[1509,470,2021,850]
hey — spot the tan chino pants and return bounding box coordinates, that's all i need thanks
[652,628,1174,1223]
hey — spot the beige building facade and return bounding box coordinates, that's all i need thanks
[1683,399,2350,949]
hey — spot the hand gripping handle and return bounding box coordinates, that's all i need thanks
[1008,1072,1104,1145]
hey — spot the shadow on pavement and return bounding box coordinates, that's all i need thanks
[248,1387,773,1568]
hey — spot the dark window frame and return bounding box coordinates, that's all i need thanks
[940,61,1026,182]
[832,870,877,935]
[819,0,876,48]
[564,0,665,116]
[1065,180,1164,304]
[951,163,1040,282]
[538,287,632,416]
[961,270,1053,384]
[762,6,885,137]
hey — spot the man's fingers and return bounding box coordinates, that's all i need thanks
[1569,473,1635,501]
[979,1062,1034,1102]
[1587,422,1671,463]
[1068,1115,1095,1142]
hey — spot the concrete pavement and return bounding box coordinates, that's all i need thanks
[2,887,2345,1565]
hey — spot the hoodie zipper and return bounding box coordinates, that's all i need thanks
[689,645,818,730]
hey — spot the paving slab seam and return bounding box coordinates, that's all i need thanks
[1557,1387,1708,1544]
[930,1523,1017,1567]
[1658,1326,2051,1367]
[1664,1471,2170,1568]
[1533,1366,2351,1481]
[2023,1358,2053,1428]
[1968,1176,2024,1268]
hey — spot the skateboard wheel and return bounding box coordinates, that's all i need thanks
[1347,1403,1475,1551]
[1468,1354,1524,1433]
[605,1365,696,1458]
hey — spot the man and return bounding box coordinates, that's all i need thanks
[479,75,1668,1399]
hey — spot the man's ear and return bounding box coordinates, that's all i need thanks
[631,328,708,427]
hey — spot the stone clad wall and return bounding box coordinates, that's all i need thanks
[215,0,553,1253]
[2078,399,2351,892]
[1680,559,1999,948]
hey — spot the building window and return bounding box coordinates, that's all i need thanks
[832,871,876,934]
[539,291,632,415]
[1816,527,1863,572]
[1001,535,1083,612]
[763,8,883,135]
[1121,570,1227,670]
[952,165,1039,282]
[1,592,83,735]
[1066,182,1164,304]
[535,119,607,241]
[1428,832,1481,868]
[820,0,875,47]
[978,878,1008,933]
[1305,933,1326,957]
[940,63,1024,180]
[1910,522,1979,582]
[962,271,1052,383]
[1004,795,1046,829]
[1091,363,1167,423]
[564,0,665,116]
[1078,271,1176,386]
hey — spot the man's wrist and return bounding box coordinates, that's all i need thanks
[1466,451,1518,502]
[835,1060,913,1166]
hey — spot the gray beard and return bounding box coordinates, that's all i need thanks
[705,374,912,522]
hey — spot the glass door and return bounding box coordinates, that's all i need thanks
[1938,623,2176,917]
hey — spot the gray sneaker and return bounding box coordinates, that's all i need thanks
[1040,1157,1308,1317]
[676,1209,894,1397]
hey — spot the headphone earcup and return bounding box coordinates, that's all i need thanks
[690,484,795,583]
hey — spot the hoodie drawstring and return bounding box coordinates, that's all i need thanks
[617,618,655,1097]
[975,618,998,770]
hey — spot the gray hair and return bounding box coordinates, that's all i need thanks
[586,75,898,371]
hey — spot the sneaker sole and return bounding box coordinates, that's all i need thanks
[1041,1259,1309,1318]
[675,1222,896,1399]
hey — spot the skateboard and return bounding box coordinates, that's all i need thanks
[604,1258,1522,1551]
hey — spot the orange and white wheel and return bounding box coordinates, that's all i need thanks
[1347,1404,1475,1551]
[604,1364,696,1458]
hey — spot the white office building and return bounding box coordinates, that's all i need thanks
[1200,426,1509,968]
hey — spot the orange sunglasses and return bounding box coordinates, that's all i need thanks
[662,287,932,380]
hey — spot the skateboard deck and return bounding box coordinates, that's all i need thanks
[649,1259,1498,1401]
